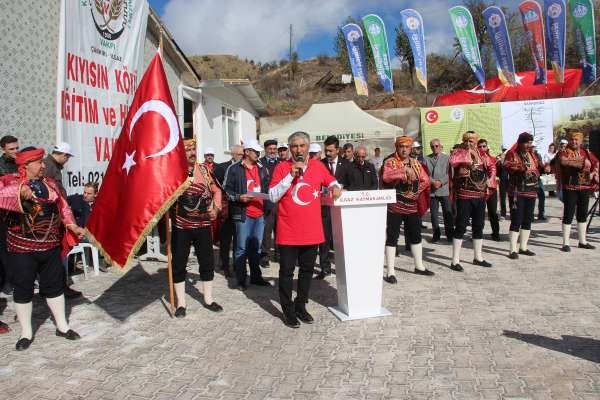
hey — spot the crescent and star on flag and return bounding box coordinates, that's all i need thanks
[122,99,181,175]
[291,182,320,206]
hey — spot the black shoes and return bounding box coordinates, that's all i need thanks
[295,307,314,324]
[383,275,397,284]
[473,259,492,268]
[283,312,300,328]
[450,263,463,272]
[579,243,596,250]
[414,269,434,276]
[561,245,571,252]
[16,337,33,351]
[491,233,501,242]
[250,278,271,287]
[174,307,186,318]
[204,302,223,312]
[431,229,441,243]
[538,215,547,221]
[315,270,331,280]
[237,281,248,291]
[64,286,82,299]
[519,249,536,256]
[508,252,519,260]
[56,329,81,340]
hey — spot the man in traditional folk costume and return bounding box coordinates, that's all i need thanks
[557,131,599,251]
[449,131,494,271]
[382,136,434,284]
[504,132,543,259]
[0,147,85,350]
[171,138,223,318]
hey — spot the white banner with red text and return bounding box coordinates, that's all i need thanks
[57,0,148,194]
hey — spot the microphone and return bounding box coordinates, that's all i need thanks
[296,155,304,177]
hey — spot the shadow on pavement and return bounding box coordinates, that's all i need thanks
[503,330,600,363]
[31,294,92,335]
[94,263,166,321]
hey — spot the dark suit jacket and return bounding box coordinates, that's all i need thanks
[321,157,350,187]
[67,194,92,227]
[214,159,235,185]
[344,160,379,191]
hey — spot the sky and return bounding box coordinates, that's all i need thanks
[148,0,523,63]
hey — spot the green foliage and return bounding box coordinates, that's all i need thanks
[394,24,414,88]
[334,16,375,74]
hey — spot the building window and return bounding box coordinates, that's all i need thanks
[222,104,239,149]
[183,98,195,139]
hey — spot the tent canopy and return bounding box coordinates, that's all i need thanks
[259,101,403,145]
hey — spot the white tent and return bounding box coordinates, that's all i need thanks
[259,101,403,146]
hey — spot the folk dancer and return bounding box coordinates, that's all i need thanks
[449,131,494,271]
[382,135,434,284]
[504,132,543,259]
[557,131,599,251]
[171,138,223,318]
[0,147,85,350]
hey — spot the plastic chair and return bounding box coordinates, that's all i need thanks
[68,243,100,278]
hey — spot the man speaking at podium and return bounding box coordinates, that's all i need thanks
[269,131,342,328]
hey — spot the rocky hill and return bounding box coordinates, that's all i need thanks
[188,55,428,116]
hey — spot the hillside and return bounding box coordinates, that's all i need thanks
[188,55,427,116]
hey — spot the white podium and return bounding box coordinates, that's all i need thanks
[322,189,396,321]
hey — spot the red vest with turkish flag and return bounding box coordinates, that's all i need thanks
[86,52,189,268]
[270,159,335,246]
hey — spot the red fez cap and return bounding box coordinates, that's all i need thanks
[16,148,45,167]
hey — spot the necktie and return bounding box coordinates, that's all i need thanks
[329,161,334,175]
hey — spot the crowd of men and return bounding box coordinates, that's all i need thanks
[0,128,598,348]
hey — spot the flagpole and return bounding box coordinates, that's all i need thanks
[157,28,176,316]
[164,215,176,315]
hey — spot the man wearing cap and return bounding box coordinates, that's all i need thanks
[411,141,425,163]
[382,136,434,283]
[224,139,271,289]
[278,143,289,160]
[44,142,81,298]
[449,131,494,271]
[316,135,350,279]
[202,147,216,172]
[557,131,599,251]
[259,139,280,268]
[269,131,342,328]
[214,145,244,276]
[0,147,85,350]
[309,143,322,160]
[425,139,453,243]
[504,132,543,259]
[344,145,378,191]
[170,138,223,317]
[44,142,74,197]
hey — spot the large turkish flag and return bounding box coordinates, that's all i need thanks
[86,52,189,269]
[434,69,582,106]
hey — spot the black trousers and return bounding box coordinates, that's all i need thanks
[499,179,509,217]
[537,181,546,218]
[0,223,7,290]
[318,207,333,272]
[430,196,454,239]
[453,198,486,240]
[278,245,318,313]
[563,189,591,224]
[8,247,65,303]
[509,196,536,232]
[486,191,500,236]
[261,206,278,258]
[218,216,234,268]
[172,226,215,283]
[386,212,422,246]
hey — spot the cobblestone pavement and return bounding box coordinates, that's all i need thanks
[1,197,600,400]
